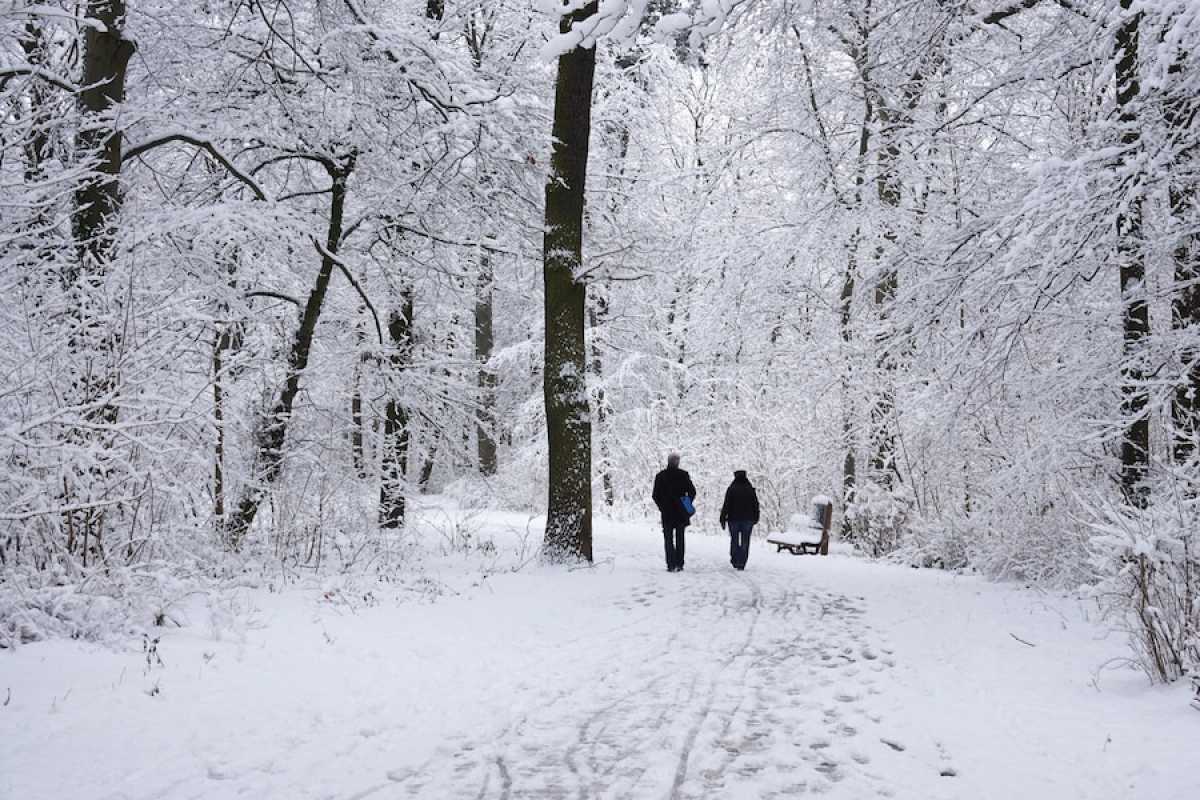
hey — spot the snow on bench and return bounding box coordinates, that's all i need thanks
[767,497,833,556]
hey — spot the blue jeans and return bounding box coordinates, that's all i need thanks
[728,520,753,568]
[663,524,686,570]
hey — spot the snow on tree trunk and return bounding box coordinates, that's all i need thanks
[542,2,598,563]
[380,287,414,529]
[65,0,135,559]
[224,155,354,548]
[1166,49,1200,470]
[475,248,498,477]
[1115,0,1150,507]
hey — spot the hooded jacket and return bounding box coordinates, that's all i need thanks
[719,471,760,525]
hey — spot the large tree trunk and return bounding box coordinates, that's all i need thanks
[542,2,598,563]
[1166,51,1199,468]
[842,80,874,532]
[65,0,135,558]
[475,248,498,476]
[211,246,243,531]
[1171,199,1199,468]
[380,287,414,528]
[224,157,353,547]
[73,1,135,282]
[840,230,859,537]
[869,105,902,489]
[1115,0,1150,506]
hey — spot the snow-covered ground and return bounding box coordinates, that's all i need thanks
[2,501,1195,800]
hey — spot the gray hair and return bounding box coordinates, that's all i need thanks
[667,453,681,468]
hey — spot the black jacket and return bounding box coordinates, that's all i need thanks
[720,474,760,525]
[652,467,697,527]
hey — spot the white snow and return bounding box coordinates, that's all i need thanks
[777,513,824,546]
[1,501,1195,800]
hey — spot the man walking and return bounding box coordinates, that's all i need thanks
[719,470,760,570]
[652,453,696,572]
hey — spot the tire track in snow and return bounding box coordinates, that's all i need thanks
[670,572,764,799]
[372,558,907,799]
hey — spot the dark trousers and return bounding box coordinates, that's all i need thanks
[663,524,686,570]
[728,520,754,568]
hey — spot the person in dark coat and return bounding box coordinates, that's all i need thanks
[652,453,696,572]
[719,470,760,570]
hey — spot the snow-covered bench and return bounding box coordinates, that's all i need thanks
[766,496,833,556]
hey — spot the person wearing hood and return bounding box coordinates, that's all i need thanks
[719,470,760,570]
[652,453,697,572]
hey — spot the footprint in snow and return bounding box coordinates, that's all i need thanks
[815,760,844,782]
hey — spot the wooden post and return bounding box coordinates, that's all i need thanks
[815,496,833,555]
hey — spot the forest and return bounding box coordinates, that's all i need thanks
[2,0,1198,695]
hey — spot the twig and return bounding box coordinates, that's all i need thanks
[1009,632,1037,647]
[312,239,384,344]
[124,132,270,201]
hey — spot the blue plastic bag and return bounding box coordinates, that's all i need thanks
[680,496,695,516]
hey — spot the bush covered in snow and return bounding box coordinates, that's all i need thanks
[1089,493,1200,685]
[843,482,912,558]
[897,497,1092,586]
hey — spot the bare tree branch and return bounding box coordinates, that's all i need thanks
[313,239,384,345]
[0,66,80,93]
[124,132,270,201]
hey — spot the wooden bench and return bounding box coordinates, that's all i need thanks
[767,498,833,556]
[766,532,824,556]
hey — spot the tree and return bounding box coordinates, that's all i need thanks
[64,0,136,559]
[380,284,415,529]
[225,153,355,548]
[1164,13,1200,471]
[542,1,600,562]
[1114,0,1150,506]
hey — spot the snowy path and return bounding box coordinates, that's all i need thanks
[2,506,1196,799]
[382,567,901,799]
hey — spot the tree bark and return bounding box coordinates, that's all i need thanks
[475,248,498,476]
[224,156,353,547]
[212,330,229,525]
[1170,194,1199,468]
[211,246,243,530]
[351,318,367,478]
[1115,0,1150,506]
[868,104,902,490]
[842,72,874,531]
[72,1,135,283]
[380,287,414,528]
[1166,50,1199,468]
[63,0,135,554]
[542,2,598,562]
[841,230,859,536]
